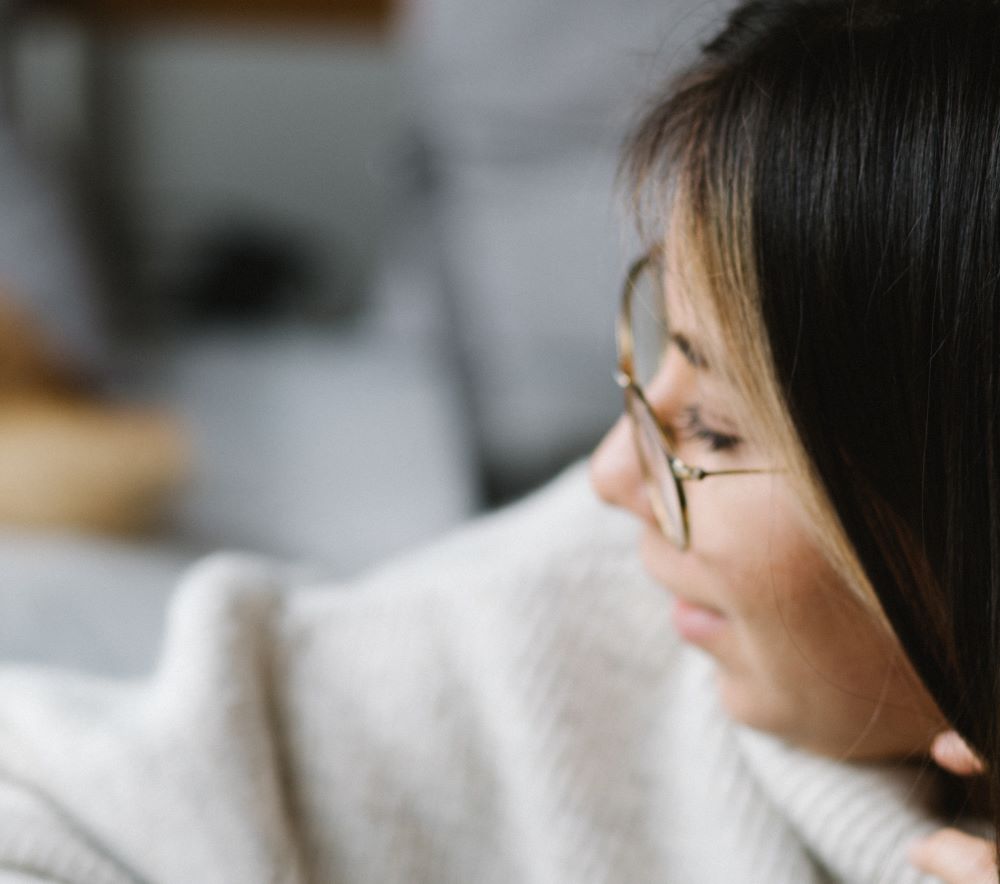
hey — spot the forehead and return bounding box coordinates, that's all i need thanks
[658,231,721,370]
[653,230,766,430]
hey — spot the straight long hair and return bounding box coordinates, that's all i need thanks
[622,0,1000,865]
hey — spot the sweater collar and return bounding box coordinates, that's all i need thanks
[734,723,984,884]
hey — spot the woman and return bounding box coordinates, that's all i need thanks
[595,0,1000,878]
[0,0,994,881]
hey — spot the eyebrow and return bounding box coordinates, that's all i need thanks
[671,332,710,371]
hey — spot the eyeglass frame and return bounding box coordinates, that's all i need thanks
[615,252,774,550]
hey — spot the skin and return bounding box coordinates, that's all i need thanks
[911,732,995,883]
[588,245,948,761]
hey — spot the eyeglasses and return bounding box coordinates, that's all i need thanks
[615,252,772,550]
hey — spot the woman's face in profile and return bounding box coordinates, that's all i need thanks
[589,240,945,761]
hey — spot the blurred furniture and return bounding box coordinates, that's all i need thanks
[0,393,187,534]
[0,318,479,676]
[0,0,480,677]
[0,290,187,538]
[377,0,720,504]
[134,321,478,572]
[0,16,190,542]
[0,0,733,679]
[0,68,107,376]
[0,529,188,675]
[9,0,395,334]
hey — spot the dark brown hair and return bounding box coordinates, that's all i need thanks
[623,0,1000,866]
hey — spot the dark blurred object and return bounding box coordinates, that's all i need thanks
[33,0,395,30]
[176,226,316,326]
[6,0,395,334]
[0,2,26,117]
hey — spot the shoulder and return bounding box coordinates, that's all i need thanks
[0,461,675,882]
[272,460,664,686]
[268,459,678,762]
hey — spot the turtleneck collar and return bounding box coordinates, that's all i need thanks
[735,722,990,883]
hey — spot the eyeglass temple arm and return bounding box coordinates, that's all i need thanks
[691,467,775,478]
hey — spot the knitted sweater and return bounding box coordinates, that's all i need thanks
[0,462,977,883]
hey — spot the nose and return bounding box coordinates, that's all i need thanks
[589,412,657,525]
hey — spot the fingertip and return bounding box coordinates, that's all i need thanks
[906,833,931,868]
[931,729,985,775]
[907,828,997,881]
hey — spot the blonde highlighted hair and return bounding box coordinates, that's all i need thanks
[620,64,884,625]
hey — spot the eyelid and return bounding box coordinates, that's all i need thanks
[679,404,736,434]
[670,333,710,371]
[676,405,743,452]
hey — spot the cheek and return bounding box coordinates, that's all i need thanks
[693,479,889,677]
[683,476,858,659]
[682,475,792,612]
[670,470,942,755]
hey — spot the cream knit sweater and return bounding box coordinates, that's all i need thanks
[0,462,978,883]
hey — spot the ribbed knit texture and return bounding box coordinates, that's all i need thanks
[0,461,984,882]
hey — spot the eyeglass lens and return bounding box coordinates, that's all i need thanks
[629,256,672,391]
[624,258,688,547]
[626,386,687,549]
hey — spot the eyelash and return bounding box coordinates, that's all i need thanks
[675,406,743,453]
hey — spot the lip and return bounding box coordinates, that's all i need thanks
[637,527,729,644]
[639,528,723,599]
[671,595,729,645]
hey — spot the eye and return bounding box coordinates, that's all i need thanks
[676,405,743,453]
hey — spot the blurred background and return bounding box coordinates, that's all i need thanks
[0,0,723,674]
